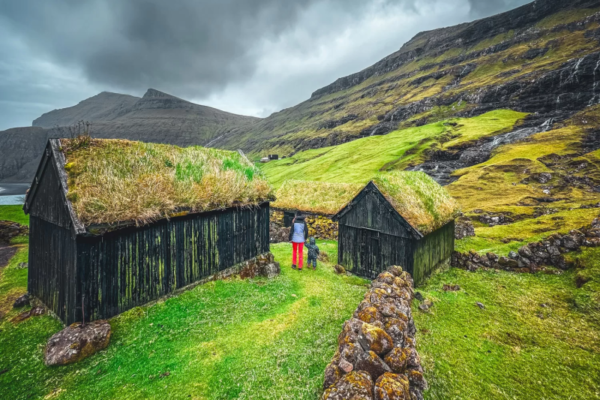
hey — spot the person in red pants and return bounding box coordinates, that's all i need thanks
[288,211,309,270]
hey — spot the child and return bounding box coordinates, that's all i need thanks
[288,211,308,270]
[305,237,320,270]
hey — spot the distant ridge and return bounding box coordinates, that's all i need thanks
[1,89,259,182]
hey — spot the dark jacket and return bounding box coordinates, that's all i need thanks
[289,216,309,243]
[306,237,320,260]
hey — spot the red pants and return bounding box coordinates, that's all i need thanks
[292,242,304,269]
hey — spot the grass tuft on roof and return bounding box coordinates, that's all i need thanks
[373,171,460,235]
[272,180,363,216]
[60,138,273,226]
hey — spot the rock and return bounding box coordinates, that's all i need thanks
[359,323,394,355]
[374,373,410,400]
[355,350,392,381]
[258,262,280,279]
[323,361,343,390]
[384,318,407,347]
[486,252,499,263]
[466,261,479,272]
[388,266,404,277]
[44,321,111,366]
[536,172,552,184]
[13,293,30,308]
[561,235,580,250]
[321,371,374,400]
[455,218,475,240]
[406,369,428,391]
[16,262,28,269]
[339,358,354,373]
[508,251,519,260]
[356,307,384,324]
[414,292,424,302]
[11,306,45,323]
[334,264,346,274]
[384,347,410,373]
[550,255,568,270]
[442,284,460,292]
[476,302,485,309]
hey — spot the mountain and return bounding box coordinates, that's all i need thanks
[211,0,600,158]
[0,89,258,182]
[255,0,600,257]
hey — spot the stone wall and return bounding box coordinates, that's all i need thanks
[452,218,600,273]
[0,221,28,244]
[270,210,339,242]
[321,266,427,400]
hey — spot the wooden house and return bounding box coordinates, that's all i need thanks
[24,138,273,324]
[333,172,459,285]
[271,180,363,240]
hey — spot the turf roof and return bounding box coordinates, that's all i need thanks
[271,180,363,216]
[371,171,460,235]
[60,138,273,227]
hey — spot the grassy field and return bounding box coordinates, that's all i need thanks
[261,110,526,188]
[0,204,29,225]
[2,199,600,399]
[414,254,600,400]
[0,240,369,400]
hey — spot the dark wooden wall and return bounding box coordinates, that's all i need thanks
[77,204,270,323]
[338,224,413,279]
[412,221,455,286]
[28,217,79,323]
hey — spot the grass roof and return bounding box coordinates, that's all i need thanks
[60,138,273,226]
[372,171,460,235]
[272,180,363,216]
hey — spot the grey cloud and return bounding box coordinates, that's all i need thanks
[0,0,533,130]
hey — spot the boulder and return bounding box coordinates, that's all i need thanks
[561,235,580,250]
[323,361,343,390]
[356,307,383,324]
[384,347,409,373]
[355,350,392,381]
[508,251,519,260]
[454,219,475,240]
[359,323,394,355]
[45,320,111,366]
[13,293,30,308]
[322,371,374,400]
[374,373,410,400]
[258,262,280,279]
[384,318,407,347]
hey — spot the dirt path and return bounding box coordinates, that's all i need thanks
[0,243,17,269]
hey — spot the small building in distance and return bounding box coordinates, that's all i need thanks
[24,138,274,324]
[270,180,363,240]
[333,172,459,286]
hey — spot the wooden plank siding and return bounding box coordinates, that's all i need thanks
[76,204,270,324]
[411,221,455,285]
[28,217,79,324]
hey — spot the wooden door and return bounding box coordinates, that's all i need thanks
[359,229,381,279]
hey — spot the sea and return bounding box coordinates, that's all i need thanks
[0,183,29,205]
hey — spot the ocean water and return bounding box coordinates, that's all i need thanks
[0,183,29,205]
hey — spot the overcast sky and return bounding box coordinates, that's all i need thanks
[0,0,530,131]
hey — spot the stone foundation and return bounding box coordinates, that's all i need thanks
[322,266,426,400]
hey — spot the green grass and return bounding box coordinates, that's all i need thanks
[413,260,600,400]
[261,110,526,188]
[0,241,369,400]
[0,205,29,226]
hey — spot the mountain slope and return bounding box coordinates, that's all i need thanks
[0,89,259,182]
[211,0,600,157]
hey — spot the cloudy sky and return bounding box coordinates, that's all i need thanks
[0,0,530,131]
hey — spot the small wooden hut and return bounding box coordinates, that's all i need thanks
[24,138,273,324]
[333,172,459,285]
[271,180,363,240]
